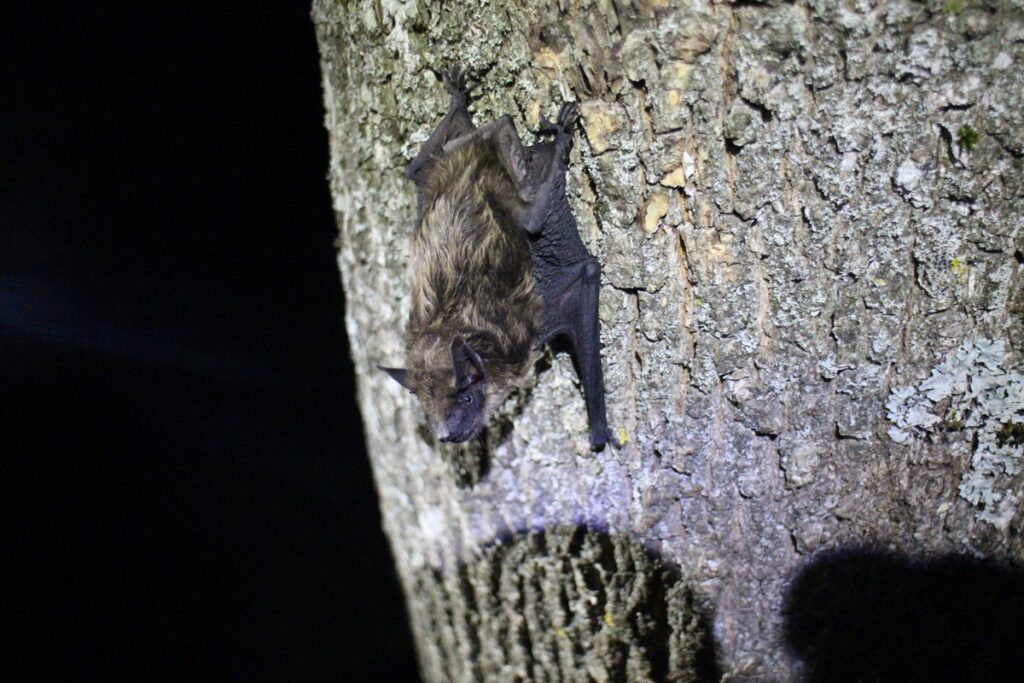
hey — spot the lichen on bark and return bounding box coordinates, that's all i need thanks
[314,0,1024,679]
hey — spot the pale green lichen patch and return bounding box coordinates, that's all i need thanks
[887,338,1024,529]
[950,257,969,284]
[956,124,980,151]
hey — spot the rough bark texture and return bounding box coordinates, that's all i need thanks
[314,0,1024,679]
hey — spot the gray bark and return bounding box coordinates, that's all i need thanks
[314,0,1024,679]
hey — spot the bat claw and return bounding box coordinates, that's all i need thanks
[556,101,578,130]
[537,101,578,138]
[554,102,577,157]
[537,115,558,134]
[443,68,469,101]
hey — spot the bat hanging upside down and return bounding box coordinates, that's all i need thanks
[380,70,615,451]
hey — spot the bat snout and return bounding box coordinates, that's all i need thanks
[440,427,471,443]
[434,423,451,442]
[434,421,474,443]
[441,414,479,444]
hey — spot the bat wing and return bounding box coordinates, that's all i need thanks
[525,103,615,451]
[536,258,615,451]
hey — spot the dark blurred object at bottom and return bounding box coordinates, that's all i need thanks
[783,547,1024,683]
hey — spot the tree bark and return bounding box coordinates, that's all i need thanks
[313,0,1024,679]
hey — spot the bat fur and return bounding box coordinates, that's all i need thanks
[381,70,614,450]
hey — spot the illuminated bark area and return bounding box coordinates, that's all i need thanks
[315,1,1024,678]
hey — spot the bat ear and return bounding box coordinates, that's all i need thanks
[450,336,485,389]
[377,365,415,393]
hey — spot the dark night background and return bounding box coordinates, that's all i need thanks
[5,4,420,680]
[8,5,1024,683]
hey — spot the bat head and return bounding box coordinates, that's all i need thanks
[441,335,488,442]
[379,335,490,443]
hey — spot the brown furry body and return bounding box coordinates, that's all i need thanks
[383,71,613,449]
[404,139,541,437]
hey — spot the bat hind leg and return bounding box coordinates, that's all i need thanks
[405,69,475,184]
[442,115,530,194]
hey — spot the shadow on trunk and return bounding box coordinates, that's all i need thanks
[783,546,1024,683]
[409,526,720,682]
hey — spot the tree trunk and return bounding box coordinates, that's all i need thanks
[313,0,1024,679]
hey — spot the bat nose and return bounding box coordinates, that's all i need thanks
[435,425,451,442]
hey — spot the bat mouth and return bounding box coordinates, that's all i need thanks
[439,423,484,444]
[439,431,471,443]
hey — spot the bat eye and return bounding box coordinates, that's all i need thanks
[461,394,473,404]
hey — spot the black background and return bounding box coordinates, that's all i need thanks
[5,3,420,680]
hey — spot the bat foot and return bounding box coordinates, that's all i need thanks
[442,68,470,108]
[554,102,577,158]
[555,101,578,130]
[537,102,578,138]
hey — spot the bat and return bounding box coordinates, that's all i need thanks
[380,70,614,451]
